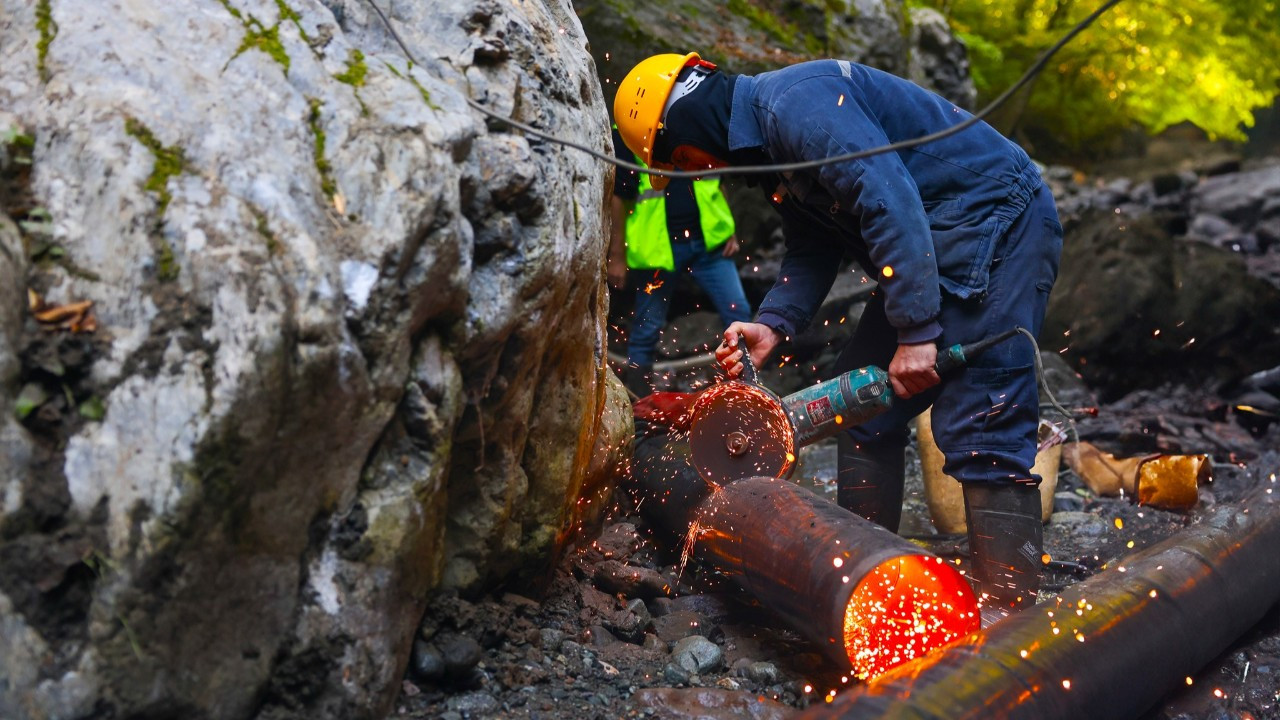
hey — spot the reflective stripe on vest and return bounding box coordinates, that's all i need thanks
[625,166,736,271]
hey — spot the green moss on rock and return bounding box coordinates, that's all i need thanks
[125,118,187,281]
[384,61,441,111]
[219,0,291,75]
[334,49,367,87]
[307,98,337,198]
[36,0,58,82]
[334,49,369,116]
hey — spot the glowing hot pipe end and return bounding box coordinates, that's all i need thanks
[843,555,980,679]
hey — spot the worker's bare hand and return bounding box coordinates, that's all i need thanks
[888,342,939,399]
[721,235,740,258]
[607,255,627,290]
[715,322,781,379]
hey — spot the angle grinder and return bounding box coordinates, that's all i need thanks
[687,328,1023,486]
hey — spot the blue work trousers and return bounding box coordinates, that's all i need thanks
[837,184,1063,486]
[628,241,752,367]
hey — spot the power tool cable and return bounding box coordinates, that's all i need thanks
[362,0,1124,183]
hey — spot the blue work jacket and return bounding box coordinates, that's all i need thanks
[731,60,1044,343]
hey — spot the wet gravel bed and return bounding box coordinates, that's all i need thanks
[399,389,1280,720]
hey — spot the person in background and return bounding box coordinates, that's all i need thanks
[609,126,752,398]
[613,53,1062,623]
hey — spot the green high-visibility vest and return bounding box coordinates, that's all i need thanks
[625,165,736,272]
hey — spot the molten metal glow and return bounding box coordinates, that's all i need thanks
[842,555,979,679]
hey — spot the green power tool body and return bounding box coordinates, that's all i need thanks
[687,328,1022,485]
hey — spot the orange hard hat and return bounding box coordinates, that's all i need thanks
[614,52,711,190]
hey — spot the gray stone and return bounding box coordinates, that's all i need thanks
[437,632,483,676]
[587,624,621,647]
[0,1,615,718]
[744,661,784,685]
[671,635,724,674]
[593,560,672,599]
[446,691,500,715]
[642,633,668,652]
[662,662,692,685]
[907,7,977,110]
[652,610,712,645]
[539,628,566,652]
[410,639,445,682]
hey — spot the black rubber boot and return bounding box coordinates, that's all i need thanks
[963,482,1043,626]
[836,435,905,533]
[623,364,654,399]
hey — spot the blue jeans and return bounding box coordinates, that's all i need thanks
[628,240,752,367]
[836,183,1063,485]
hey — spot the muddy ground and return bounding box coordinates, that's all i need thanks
[399,378,1280,720]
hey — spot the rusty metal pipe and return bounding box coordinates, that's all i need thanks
[800,484,1280,719]
[631,431,978,677]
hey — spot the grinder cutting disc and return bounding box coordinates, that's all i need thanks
[688,381,797,486]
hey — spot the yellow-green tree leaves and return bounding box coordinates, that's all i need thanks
[914,0,1280,155]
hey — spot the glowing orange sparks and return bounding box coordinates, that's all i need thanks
[843,555,978,679]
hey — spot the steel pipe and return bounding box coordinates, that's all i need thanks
[800,483,1280,719]
[630,430,979,678]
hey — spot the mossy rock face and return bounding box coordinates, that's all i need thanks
[0,0,612,718]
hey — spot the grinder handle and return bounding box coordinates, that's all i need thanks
[736,333,758,385]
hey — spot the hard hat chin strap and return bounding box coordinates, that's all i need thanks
[660,65,715,128]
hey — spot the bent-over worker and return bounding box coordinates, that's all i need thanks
[613,53,1062,622]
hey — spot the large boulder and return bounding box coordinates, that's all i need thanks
[1044,209,1280,398]
[0,1,613,718]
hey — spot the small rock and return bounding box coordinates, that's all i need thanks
[715,677,741,691]
[437,632,483,677]
[627,597,653,628]
[604,612,647,643]
[503,592,541,616]
[593,560,671,599]
[647,597,675,617]
[561,640,585,657]
[672,635,724,674]
[642,633,667,652]
[447,691,500,714]
[662,662,692,685]
[409,639,445,682]
[668,594,738,624]
[652,610,711,645]
[595,522,642,560]
[539,628,566,652]
[586,624,620,647]
[744,661,784,685]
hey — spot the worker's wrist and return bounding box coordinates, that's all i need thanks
[754,312,792,341]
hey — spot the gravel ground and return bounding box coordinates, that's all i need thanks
[399,386,1280,720]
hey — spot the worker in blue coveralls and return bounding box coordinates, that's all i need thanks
[609,127,752,398]
[614,53,1062,622]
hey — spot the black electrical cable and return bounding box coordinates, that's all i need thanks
[363,0,1123,181]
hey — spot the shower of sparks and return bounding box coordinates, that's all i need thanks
[843,555,978,679]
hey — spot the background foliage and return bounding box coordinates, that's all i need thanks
[911,0,1280,157]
